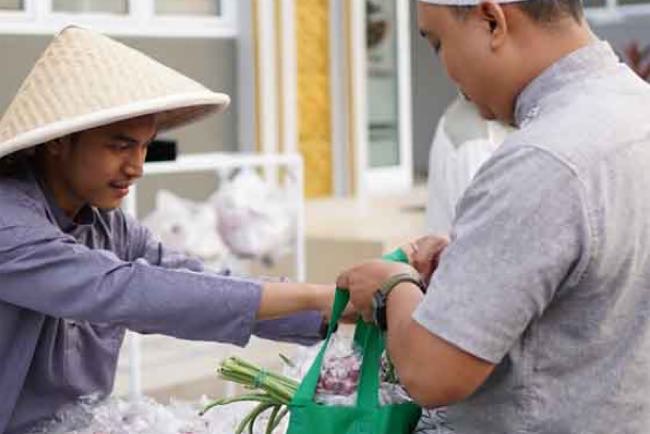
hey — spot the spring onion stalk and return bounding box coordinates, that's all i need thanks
[200,356,299,434]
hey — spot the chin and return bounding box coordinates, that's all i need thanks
[92,199,122,211]
[477,106,497,120]
[98,205,120,211]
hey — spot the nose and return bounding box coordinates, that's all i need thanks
[123,145,146,179]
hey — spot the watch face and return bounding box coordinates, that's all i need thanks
[372,294,381,325]
[377,306,387,331]
[372,292,388,330]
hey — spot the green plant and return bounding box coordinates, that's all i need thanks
[200,356,298,434]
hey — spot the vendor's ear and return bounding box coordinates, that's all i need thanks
[478,1,508,51]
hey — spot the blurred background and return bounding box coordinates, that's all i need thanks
[1,0,649,410]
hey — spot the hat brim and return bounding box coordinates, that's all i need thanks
[0,91,230,159]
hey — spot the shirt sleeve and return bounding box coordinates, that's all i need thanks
[117,210,323,345]
[0,215,262,346]
[253,312,323,345]
[119,210,205,272]
[413,145,592,363]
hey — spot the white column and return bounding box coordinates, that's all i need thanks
[329,0,350,196]
[256,0,279,156]
[279,0,298,155]
[350,0,369,200]
[237,0,257,152]
[397,0,414,189]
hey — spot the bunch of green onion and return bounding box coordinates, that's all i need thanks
[200,356,299,434]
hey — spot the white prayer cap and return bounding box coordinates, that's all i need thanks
[418,0,525,6]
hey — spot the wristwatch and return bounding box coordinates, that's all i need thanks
[372,273,426,331]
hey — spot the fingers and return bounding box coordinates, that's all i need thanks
[335,260,383,290]
[336,265,373,323]
[335,271,350,290]
[411,235,450,282]
[415,234,449,252]
[350,293,374,323]
[336,260,415,325]
[340,304,360,324]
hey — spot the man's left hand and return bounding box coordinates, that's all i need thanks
[401,234,449,286]
[336,260,417,322]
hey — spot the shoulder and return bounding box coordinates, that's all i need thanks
[471,141,580,195]
[0,172,51,228]
[515,69,650,174]
[458,142,589,247]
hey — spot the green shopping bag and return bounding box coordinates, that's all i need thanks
[286,288,422,434]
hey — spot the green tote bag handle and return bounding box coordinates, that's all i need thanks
[292,288,384,409]
[292,247,410,408]
[287,248,421,434]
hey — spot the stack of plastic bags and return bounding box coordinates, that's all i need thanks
[143,169,297,270]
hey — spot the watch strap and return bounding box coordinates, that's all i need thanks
[373,272,426,330]
[378,272,426,298]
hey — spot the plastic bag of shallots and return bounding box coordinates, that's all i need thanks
[310,332,411,407]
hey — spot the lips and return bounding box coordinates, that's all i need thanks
[110,181,131,197]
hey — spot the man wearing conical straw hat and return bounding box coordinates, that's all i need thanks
[0,26,345,433]
[338,0,650,432]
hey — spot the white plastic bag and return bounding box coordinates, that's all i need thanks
[142,190,229,267]
[286,332,413,407]
[213,169,296,264]
[29,395,266,434]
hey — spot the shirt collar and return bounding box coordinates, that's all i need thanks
[514,40,621,127]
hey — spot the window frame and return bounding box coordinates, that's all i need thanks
[0,0,237,38]
[585,0,650,23]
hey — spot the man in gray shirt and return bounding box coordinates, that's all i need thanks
[0,27,338,433]
[339,0,650,433]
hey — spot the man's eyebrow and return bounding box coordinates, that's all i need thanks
[110,133,138,145]
[110,132,157,146]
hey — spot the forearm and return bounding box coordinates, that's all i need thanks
[386,283,423,357]
[257,282,330,321]
[386,283,493,408]
[385,283,445,404]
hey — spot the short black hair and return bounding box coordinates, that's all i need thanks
[451,0,584,23]
[0,133,83,176]
[518,0,583,22]
[0,152,27,176]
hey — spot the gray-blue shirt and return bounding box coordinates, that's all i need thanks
[414,41,650,433]
[0,162,322,434]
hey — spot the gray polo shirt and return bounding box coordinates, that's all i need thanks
[414,41,650,433]
[0,164,322,434]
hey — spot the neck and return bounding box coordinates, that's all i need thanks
[505,18,596,123]
[35,154,84,219]
[525,20,595,76]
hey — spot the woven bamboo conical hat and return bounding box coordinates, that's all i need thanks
[0,26,230,159]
